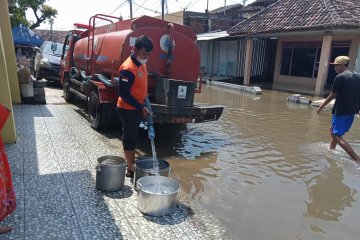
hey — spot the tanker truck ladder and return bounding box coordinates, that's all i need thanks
[165,23,175,76]
[86,14,122,75]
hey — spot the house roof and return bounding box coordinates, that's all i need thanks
[210,3,243,14]
[228,0,360,36]
[239,0,278,12]
[33,29,68,43]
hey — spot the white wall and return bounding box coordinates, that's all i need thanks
[355,42,360,72]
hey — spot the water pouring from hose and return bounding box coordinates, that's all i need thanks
[145,97,159,175]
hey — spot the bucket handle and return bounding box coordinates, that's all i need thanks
[95,165,101,171]
[136,181,142,191]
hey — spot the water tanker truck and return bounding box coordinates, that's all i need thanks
[59,14,223,129]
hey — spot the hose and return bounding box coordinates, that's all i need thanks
[144,96,154,126]
[69,67,91,84]
[93,74,113,87]
[69,67,115,87]
[144,96,155,140]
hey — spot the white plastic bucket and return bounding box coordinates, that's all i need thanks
[20,82,34,97]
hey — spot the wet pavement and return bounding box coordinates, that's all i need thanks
[2,86,234,240]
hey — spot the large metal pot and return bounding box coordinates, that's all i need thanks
[96,156,126,191]
[137,176,180,216]
[134,157,171,190]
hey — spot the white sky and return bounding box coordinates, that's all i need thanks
[26,0,255,30]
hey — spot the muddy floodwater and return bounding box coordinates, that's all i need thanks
[147,84,360,240]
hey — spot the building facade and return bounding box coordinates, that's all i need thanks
[227,0,360,95]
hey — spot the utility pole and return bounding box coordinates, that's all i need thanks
[129,0,133,19]
[165,0,168,15]
[49,18,54,42]
[224,0,226,16]
[161,0,165,20]
[207,0,211,32]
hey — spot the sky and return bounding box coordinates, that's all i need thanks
[26,0,255,30]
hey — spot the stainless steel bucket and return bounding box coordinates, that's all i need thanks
[134,157,171,190]
[96,156,126,191]
[137,176,180,216]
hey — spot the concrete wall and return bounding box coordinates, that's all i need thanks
[155,11,183,25]
[273,33,360,90]
[1,0,21,103]
[355,42,360,73]
[0,0,18,143]
[348,35,360,69]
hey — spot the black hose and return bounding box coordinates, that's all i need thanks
[93,74,113,87]
[69,67,115,87]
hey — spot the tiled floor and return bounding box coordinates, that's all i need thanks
[2,103,233,240]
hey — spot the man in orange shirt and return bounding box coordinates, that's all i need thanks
[117,35,153,177]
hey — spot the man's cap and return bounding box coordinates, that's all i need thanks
[329,56,350,65]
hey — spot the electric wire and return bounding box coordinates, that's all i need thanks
[107,0,129,16]
[92,0,360,33]
[95,0,128,25]
[134,0,149,15]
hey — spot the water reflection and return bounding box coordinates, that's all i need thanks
[286,101,312,110]
[305,158,356,221]
[171,151,219,198]
[137,123,229,159]
[138,85,360,239]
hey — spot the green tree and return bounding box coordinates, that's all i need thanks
[9,0,57,29]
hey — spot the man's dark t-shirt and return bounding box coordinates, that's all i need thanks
[331,70,360,116]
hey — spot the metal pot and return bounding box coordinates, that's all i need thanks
[134,157,171,190]
[137,176,180,216]
[96,156,126,191]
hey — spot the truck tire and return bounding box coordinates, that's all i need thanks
[88,91,102,130]
[63,76,75,102]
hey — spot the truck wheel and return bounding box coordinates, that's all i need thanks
[88,91,102,130]
[63,76,75,102]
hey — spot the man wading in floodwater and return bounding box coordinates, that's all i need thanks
[317,56,360,162]
[117,36,154,177]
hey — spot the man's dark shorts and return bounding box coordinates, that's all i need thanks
[118,108,142,151]
[331,115,355,136]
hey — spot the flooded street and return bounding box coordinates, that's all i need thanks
[149,84,360,240]
[45,83,360,239]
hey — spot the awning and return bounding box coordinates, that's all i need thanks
[12,24,44,47]
[196,31,229,41]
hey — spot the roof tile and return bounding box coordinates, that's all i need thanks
[228,0,360,35]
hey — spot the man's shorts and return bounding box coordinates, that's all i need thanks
[118,108,142,151]
[331,115,355,136]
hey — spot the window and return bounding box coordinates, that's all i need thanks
[280,42,322,78]
[43,42,64,56]
[280,48,292,75]
[62,34,72,57]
